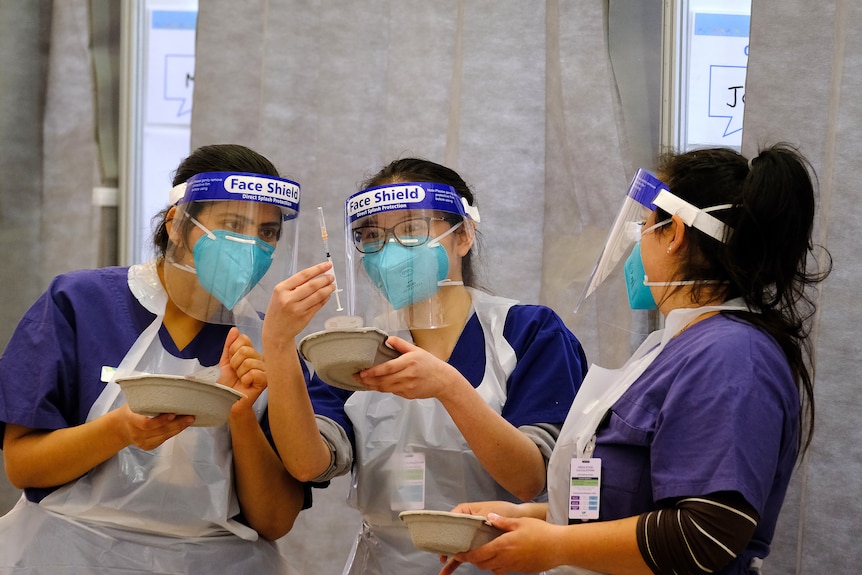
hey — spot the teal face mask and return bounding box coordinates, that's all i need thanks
[362,238,449,310]
[623,242,657,310]
[191,221,275,310]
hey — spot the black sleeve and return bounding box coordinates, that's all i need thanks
[636,491,760,575]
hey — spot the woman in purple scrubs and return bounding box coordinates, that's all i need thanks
[0,144,315,573]
[260,158,588,575]
[443,144,831,575]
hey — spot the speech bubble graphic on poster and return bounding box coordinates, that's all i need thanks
[708,64,746,137]
[684,11,750,149]
[164,55,195,117]
[145,10,197,125]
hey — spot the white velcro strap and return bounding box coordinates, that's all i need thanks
[461,196,481,223]
[652,190,732,242]
[170,182,187,204]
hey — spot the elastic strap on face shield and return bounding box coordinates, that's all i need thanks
[652,190,736,242]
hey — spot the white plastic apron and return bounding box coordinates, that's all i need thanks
[0,261,290,574]
[341,289,528,575]
[544,300,747,575]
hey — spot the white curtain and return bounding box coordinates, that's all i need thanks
[190,0,641,364]
[190,1,639,571]
[0,0,104,515]
[5,0,855,572]
[742,1,859,573]
[191,2,862,573]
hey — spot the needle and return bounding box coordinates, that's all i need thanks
[317,206,344,311]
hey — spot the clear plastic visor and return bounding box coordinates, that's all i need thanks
[343,182,476,332]
[163,172,300,326]
[574,168,666,311]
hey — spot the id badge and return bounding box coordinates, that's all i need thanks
[568,458,601,520]
[100,366,116,383]
[391,452,425,511]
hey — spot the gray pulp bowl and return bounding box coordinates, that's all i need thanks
[399,510,505,556]
[116,374,244,427]
[299,327,400,391]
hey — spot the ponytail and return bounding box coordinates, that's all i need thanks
[657,143,832,453]
[730,143,817,309]
[729,144,831,452]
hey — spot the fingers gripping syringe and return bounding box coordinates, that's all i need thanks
[317,206,344,311]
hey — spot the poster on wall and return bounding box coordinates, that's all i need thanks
[684,11,750,151]
[145,9,196,126]
[128,2,196,265]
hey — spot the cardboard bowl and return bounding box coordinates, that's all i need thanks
[399,510,504,556]
[116,374,243,427]
[299,327,400,391]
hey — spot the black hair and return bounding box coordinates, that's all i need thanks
[360,157,484,289]
[655,143,832,453]
[151,144,280,258]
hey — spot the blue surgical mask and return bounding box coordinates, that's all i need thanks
[191,220,275,310]
[362,238,449,310]
[623,242,657,310]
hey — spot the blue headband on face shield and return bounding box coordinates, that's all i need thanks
[628,169,666,211]
[178,171,301,221]
[345,182,480,226]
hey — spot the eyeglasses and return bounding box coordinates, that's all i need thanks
[351,216,453,254]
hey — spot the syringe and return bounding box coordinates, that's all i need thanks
[317,206,344,311]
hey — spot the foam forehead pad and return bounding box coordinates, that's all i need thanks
[170,183,187,204]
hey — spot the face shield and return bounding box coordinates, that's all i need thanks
[574,168,667,311]
[344,182,479,331]
[164,171,300,326]
[576,169,737,312]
